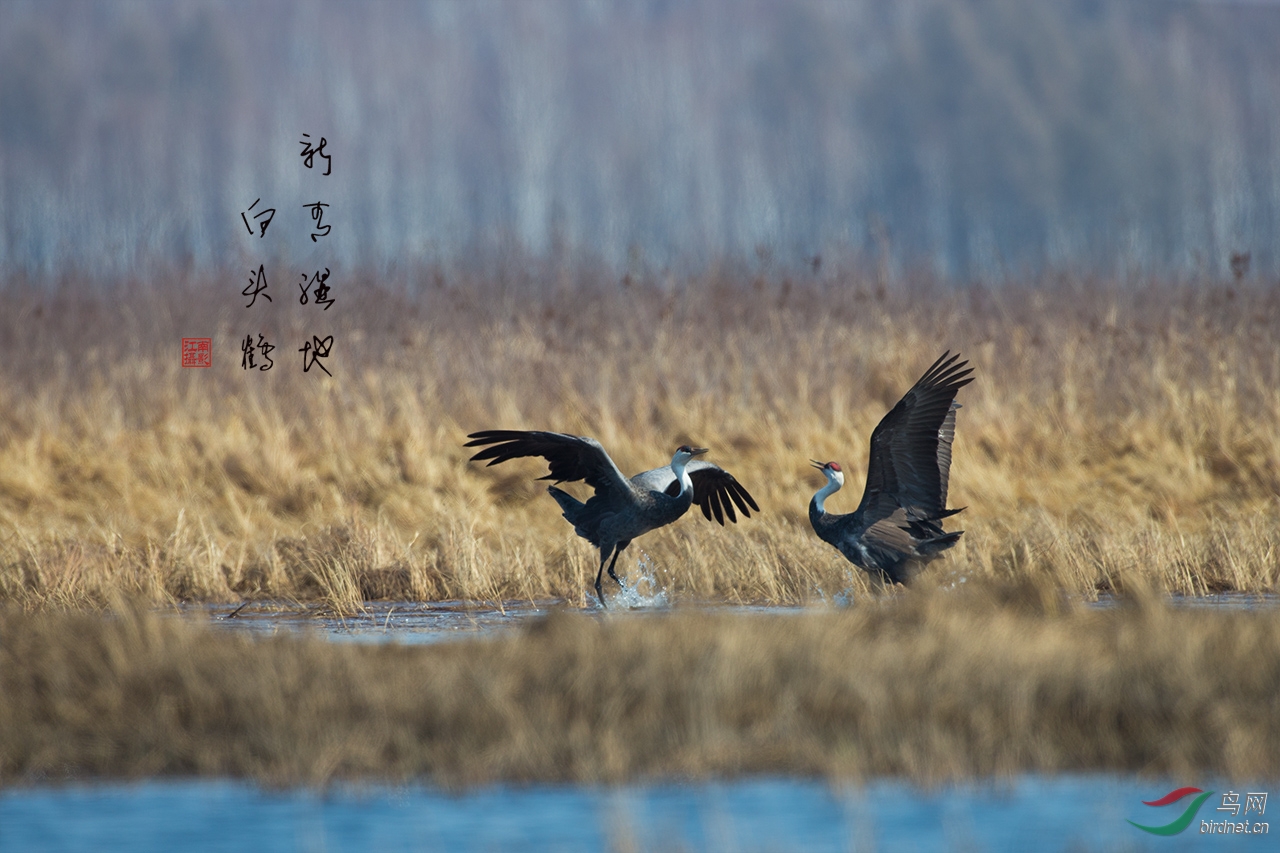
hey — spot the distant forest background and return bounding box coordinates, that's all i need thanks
[2,0,1279,280]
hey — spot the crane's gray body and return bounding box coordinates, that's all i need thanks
[547,465,695,552]
[809,490,961,585]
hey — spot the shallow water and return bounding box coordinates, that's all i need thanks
[180,590,1278,646]
[1099,592,1280,610]
[2,775,1273,852]
[181,598,561,644]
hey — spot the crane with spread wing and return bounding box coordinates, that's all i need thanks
[809,352,973,585]
[465,430,758,606]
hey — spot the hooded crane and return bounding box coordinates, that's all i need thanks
[810,352,973,586]
[465,430,759,606]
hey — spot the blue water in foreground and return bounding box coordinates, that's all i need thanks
[103,595,1277,851]
[2,776,1273,852]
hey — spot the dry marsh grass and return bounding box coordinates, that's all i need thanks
[2,267,1280,609]
[2,584,1278,787]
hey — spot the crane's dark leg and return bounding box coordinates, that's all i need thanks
[606,540,631,590]
[594,544,616,608]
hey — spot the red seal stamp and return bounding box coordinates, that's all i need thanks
[181,337,212,368]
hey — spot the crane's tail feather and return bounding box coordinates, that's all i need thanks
[546,485,583,518]
[547,486,605,547]
[919,529,964,558]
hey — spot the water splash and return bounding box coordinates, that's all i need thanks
[610,550,670,610]
[813,569,863,607]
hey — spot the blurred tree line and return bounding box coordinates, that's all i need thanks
[1,0,1277,279]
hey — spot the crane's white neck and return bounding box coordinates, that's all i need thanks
[671,456,694,496]
[812,475,842,513]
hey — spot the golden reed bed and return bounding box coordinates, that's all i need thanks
[1,267,1278,610]
[2,585,1278,786]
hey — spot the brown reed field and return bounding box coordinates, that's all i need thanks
[1,265,1279,611]
[3,582,1279,786]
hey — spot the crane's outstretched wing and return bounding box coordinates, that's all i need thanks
[464,430,631,496]
[689,462,760,524]
[855,352,973,524]
[631,460,760,525]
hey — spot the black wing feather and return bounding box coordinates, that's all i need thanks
[721,489,737,523]
[687,463,757,527]
[464,430,630,496]
[730,481,760,514]
[936,401,960,508]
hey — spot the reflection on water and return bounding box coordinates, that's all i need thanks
[180,599,562,644]
[1095,592,1280,610]
[179,590,1279,646]
[1,775,1273,853]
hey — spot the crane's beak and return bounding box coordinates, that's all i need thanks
[810,459,826,470]
[690,447,709,457]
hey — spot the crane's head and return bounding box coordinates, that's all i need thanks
[673,444,709,465]
[810,459,845,486]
